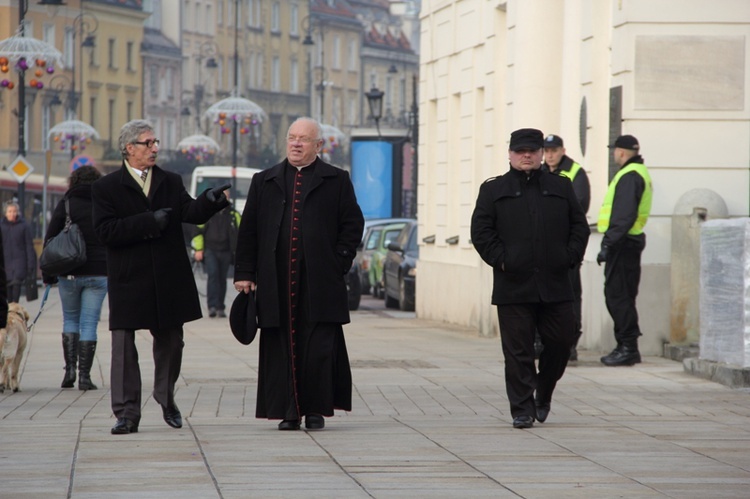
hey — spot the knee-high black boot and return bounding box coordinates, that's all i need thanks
[61,333,79,388]
[78,341,98,391]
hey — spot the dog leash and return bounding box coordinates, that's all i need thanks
[28,284,52,332]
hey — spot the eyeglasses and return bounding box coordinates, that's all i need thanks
[133,139,160,148]
[286,135,320,144]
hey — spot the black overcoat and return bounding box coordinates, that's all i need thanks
[92,164,227,331]
[234,157,364,327]
[471,166,590,305]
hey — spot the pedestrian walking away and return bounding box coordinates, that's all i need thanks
[42,166,108,391]
[192,190,241,319]
[597,134,653,367]
[1,202,36,303]
[542,134,591,362]
[234,117,365,431]
[92,119,230,435]
[471,128,590,429]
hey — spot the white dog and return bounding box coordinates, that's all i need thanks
[0,303,29,393]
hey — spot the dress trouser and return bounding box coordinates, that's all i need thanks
[110,327,184,422]
[496,302,577,418]
[604,240,643,345]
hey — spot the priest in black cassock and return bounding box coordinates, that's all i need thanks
[233,117,364,431]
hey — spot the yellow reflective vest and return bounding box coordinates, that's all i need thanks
[558,161,582,182]
[597,162,652,235]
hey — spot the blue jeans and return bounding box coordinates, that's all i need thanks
[58,276,108,342]
[205,249,232,311]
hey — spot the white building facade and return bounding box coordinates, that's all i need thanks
[416,0,750,355]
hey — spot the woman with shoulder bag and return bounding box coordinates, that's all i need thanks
[42,166,108,391]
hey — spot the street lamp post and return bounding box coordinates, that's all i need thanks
[72,8,97,120]
[192,41,218,132]
[302,16,327,121]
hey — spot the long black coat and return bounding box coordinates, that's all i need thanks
[234,157,364,327]
[0,217,35,283]
[471,166,590,305]
[92,164,227,330]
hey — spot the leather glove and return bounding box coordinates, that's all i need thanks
[207,183,232,203]
[596,245,609,266]
[154,208,172,231]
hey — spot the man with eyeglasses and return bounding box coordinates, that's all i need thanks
[234,117,364,431]
[92,119,231,435]
[471,128,589,429]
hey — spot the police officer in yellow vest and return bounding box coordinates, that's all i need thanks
[597,135,653,366]
[543,135,591,362]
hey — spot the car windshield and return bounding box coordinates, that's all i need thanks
[383,229,402,248]
[365,229,382,250]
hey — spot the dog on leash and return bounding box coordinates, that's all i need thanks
[0,303,30,393]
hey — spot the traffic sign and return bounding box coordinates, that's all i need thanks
[8,155,34,183]
[70,155,95,171]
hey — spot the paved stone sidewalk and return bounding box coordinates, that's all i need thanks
[1,293,750,498]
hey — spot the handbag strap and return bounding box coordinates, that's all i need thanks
[64,198,73,230]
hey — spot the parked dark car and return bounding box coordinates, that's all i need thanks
[346,260,362,310]
[383,220,418,311]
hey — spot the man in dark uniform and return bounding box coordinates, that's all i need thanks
[192,190,241,318]
[542,134,591,361]
[92,119,229,435]
[597,135,652,366]
[234,117,364,431]
[471,128,590,429]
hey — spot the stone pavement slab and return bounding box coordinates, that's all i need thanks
[1,293,750,498]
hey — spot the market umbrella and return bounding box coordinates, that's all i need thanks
[319,123,347,155]
[177,134,221,161]
[0,27,64,68]
[203,95,267,134]
[48,120,99,152]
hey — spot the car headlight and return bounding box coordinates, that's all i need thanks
[407,267,417,277]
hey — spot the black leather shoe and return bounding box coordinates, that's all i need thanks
[209,308,217,318]
[111,418,138,434]
[278,419,301,431]
[569,347,578,362]
[512,415,534,429]
[601,344,641,366]
[305,414,325,430]
[535,402,550,423]
[162,405,183,429]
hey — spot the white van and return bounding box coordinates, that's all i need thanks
[189,166,262,213]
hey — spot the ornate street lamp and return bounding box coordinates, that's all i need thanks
[365,86,385,137]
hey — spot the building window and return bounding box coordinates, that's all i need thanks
[150,65,158,97]
[256,54,264,89]
[348,40,357,71]
[271,56,280,91]
[217,0,223,26]
[127,101,133,122]
[63,28,74,67]
[386,76,393,113]
[271,3,280,32]
[166,67,174,99]
[290,4,299,36]
[126,41,134,71]
[89,97,96,129]
[43,24,55,45]
[333,35,341,69]
[166,119,174,149]
[290,59,299,93]
[349,95,357,125]
[107,39,116,69]
[108,99,115,148]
